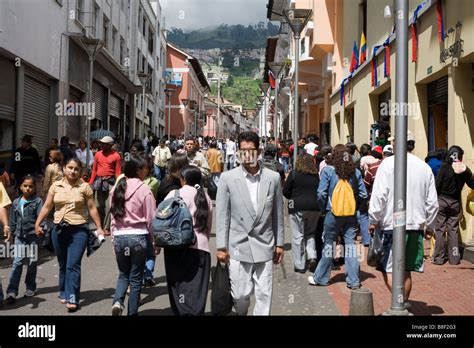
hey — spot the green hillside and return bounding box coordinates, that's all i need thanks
[210,77,261,109]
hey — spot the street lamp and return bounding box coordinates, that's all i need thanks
[164,88,175,139]
[137,72,151,139]
[269,62,284,142]
[283,8,312,168]
[259,82,270,142]
[386,0,410,316]
[78,37,104,172]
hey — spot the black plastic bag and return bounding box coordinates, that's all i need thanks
[210,262,233,315]
[367,230,384,267]
[41,229,55,253]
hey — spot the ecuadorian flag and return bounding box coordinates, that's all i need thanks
[359,32,367,65]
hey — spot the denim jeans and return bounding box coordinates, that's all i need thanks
[313,211,360,287]
[113,234,147,315]
[154,165,166,181]
[51,224,89,305]
[7,235,39,296]
[357,210,370,246]
[144,237,155,281]
[280,157,289,173]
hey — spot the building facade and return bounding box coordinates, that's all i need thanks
[329,0,474,245]
[165,43,210,137]
[0,0,167,169]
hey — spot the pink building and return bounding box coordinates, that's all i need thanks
[165,43,210,137]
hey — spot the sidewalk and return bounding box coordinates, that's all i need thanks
[326,239,474,315]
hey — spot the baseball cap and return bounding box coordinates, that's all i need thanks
[99,136,114,144]
[388,130,415,142]
[372,146,383,155]
[383,145,393,154]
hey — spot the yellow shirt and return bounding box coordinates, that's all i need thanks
[42,163,64,198]
[0,182,12,208]
[49,178,93,225]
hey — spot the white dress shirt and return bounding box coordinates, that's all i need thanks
[241,165,261,213]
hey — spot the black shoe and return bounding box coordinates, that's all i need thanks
[294,268,306,274]
[347,284,361,290]
[308,259,317,273]
[144,278,156,287]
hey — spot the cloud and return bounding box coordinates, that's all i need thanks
[160,0,268,30]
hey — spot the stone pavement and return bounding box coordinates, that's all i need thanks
[327,239,474,315]
[0,207,340,316]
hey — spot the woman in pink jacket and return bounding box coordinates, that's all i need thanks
[109,156,156,316]
[164,165,213,315]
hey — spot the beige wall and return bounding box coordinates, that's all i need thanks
[330,0,474,244]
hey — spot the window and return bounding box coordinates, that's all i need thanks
[147,65,153,91]
[359,0,367,42]
[148,28,154,54]
[143,16,147,36]
[92,5,100,37]
[76,0,84,23]
[103,15,109,49]
[137,49,141,71]
[120,36,125,66]
[138,7,142,29]
[142,55,146,73]
[112,27,118,56]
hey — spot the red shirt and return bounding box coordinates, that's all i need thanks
[89,150,122,184]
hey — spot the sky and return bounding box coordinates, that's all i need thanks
[159,0,269,30]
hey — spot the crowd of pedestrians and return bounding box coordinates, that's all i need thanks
[0,129,472,315]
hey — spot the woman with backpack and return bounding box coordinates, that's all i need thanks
[283,154,320,273]
[309,144,368,290]
[156,153,189,205]
[163,165,213,315]
[109,156,156,315]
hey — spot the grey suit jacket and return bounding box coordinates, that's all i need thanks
[216,165,284,263]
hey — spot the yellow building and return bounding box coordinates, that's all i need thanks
[329,0,474,245]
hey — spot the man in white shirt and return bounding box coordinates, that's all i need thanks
[304,136,318,156]
[369,130,438,307]
[151,139,171,180]
[216,131,284,315]
[225,138,237,171]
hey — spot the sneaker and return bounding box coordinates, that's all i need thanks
[347,284,361,290]
[112,302,124,316]
[294,268,306,274]
[6,293,16,303]
[144,277,156,287]
[24,289,37,297]
[308,276,328,286]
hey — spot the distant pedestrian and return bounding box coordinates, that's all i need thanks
[35,158,105,312]
[109,156,156,316]
[156,153,189,205]
[432,146,474,265]
[5,175,43,302]
[369,131,438,307]
[89,136,121,235]
[151,139,171,181]
[283,154,320,273]
[75,139,94,168]
[0,182,12,306]
[59,136,74,163]
[41,149,64,198]
[10,135,42,190]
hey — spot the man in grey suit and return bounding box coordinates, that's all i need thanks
[216,131,284,315]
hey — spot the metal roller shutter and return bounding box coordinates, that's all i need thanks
[67,87,83,143]
[428,76,448,106]
[23,75,50,158]
[92,81,106,129]
[109,93,122,138]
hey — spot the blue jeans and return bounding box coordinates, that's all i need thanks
[113,234,147,315]
[52,224,89,305]
[154,165,166,180]
[313,211,360,287]
[7,235,39,296]
[144,237,155,281]
[280,157,289,173]
[357,210,370,246]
